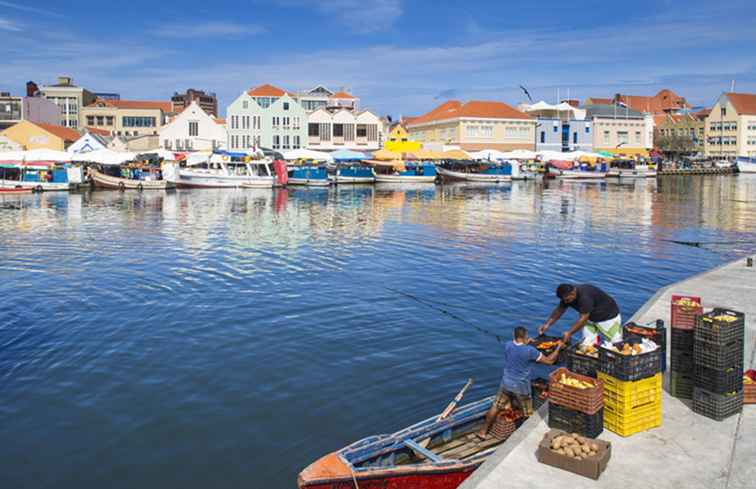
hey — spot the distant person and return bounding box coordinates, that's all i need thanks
[539,283,621,345]
[479,326,562,438]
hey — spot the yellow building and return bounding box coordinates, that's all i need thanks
[656,110,708,154]
[81,99,173,138]
[384,125,422,152]
[1,120,80,150]
[704,92,756,158]
[405,100,535,151]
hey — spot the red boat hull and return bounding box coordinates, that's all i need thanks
[300,468,476,489]
[0,187,32,194]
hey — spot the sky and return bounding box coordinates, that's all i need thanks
[1,0,755,118]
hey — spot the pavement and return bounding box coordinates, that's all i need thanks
[461,254,756,489]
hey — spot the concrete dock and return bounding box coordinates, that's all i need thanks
[461,254,755,489]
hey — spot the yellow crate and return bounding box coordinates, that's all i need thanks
[604,405,662,437]
[604,397,661,421]
[599,372,662,395]
[599,372,662,411]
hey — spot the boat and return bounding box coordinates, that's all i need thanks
[606,159,657,179]
[736,157,756,174]
[173,152,277,188]
[0,162,83,192]
[368,160,437,183]
[90,165,176,190]
[298,396,509,489]
[437,161,513,183]
[0,187,33,194]
[328,163,375,184]
[547,161,606,180]
[288,163,331,186]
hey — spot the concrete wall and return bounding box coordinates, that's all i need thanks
[24,97,60,126]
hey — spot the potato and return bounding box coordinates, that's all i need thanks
[590,443,599,452]
[574,455,582,460]
[581,445,591,454]
[552,437,562,449]
[555,448,565,455]
[589,450,597,457]
[564,447,575,457]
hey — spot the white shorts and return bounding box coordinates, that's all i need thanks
[582,314,622,344]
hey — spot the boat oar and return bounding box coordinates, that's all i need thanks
[418,378,474,449]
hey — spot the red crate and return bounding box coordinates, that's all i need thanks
[745,370,756,405]
[549,367,604,415]
[671,295,703,330]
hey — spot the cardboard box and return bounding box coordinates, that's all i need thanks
[536,429,611,480]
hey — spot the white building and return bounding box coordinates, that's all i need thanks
[307,108,383,151]
[160,101,227,151]
[68,131,109,153]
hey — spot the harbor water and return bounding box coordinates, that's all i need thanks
[1,176,756,488]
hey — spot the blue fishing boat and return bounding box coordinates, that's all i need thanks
[288,163,330,186]
[328,149,374,184]
[368,160,437,183]
[0,161,83,192]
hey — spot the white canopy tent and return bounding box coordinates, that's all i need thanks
[185,152,212,166]
[500,149,537,160]
[282,148,334,162]
[68,149,136,165]
[523,101,587,121]
[469,149,511,161]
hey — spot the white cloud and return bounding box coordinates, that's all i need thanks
[0,1,64,18]
[0,17,22,32]
[276,0,403,33]
[156,22,266,38]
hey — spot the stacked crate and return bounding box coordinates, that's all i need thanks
[669,295,702,399]
[565,344,600,378]
[692,308,745,421]
[623,320,667,373]
[547,367,604,438]
[598,341,663,437]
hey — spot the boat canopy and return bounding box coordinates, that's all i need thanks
[373,149,402,161]
[442,149,471,160]
[469,149,511,161]
[282,148,334,162]
[331,149,367,161]
[69,149,136,165]
[0,149,72,163]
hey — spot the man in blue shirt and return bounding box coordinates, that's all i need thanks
[479,326,562,438]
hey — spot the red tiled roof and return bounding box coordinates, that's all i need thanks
[407,100,531,126]
[693,108,711,119]
[586,97,612,105]
[85,127,111,136]
[248,84,287,97]
[35,123,80,142]
[725,92,756,115]
[615,89,689,114]
[332,91,356,99]
[87,99,172,111]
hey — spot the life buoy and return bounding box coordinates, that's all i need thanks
[137,183,144,192]
[118,182,125,191]
[519,164,526,172]
[222,155,230,162]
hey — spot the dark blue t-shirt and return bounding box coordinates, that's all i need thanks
[500,340,541,395]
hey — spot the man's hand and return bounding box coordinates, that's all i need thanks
[562,331,572,344]
[538,323,549,335]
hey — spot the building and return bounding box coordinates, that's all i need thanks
[81,99,173,138]
[705,92,756,158]
[306,108,383,151]
[171,89,218,117]
[38,76,97,129]
[586,89,689,115]
[586,104,654,155]
[521,101,592,153]
[1,120,80,150]
[656,109,709,154]
[68,130,110,153]
[0,92,60,130]
[296,85,359,113]
[405,100,535,151]
[384,125,421,152]
[160,101,227,151]
[226,84,308,151]
[0,135,22,151]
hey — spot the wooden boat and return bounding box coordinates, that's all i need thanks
[288,165,331,186]
[437,161,513,183]
[328,163,375,184]
[606,160,657,179]
[368,161,437,183]
[0,187,33,194]
[298,396,509,489]
[90,167,176,190]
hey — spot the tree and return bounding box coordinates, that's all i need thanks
[655,133,694,157]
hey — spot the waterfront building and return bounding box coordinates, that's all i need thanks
[160,101,227,151]
[81,99,173,138]
[0,91,60,130]
[0,135,22,151]
[521,101,592,153]
[226,84,308,151]
[38,76,97,129]
[306,108,383,151]
[383,125,421,152]
[586,104,654,156]
[704,92,756,158]
[405,100,535,151]
[68,130,110,153]
[0,120,80,150]
[171,89,218,117]
[295,85,359,113]
[586,89,689,115]
[656,109,709,155]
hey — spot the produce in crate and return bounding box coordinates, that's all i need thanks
[577,342,599,358]
[549,433,600,460]
[673,297,701,308]
[559,372,595,390]
[604,338,658,356]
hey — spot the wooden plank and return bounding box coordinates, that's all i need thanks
[403,439,443,463]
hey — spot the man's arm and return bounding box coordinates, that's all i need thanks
[536,343,563,365]
[562,313,590,343]
[539,304,566,335]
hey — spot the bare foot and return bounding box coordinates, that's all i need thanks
[476,431,488,440]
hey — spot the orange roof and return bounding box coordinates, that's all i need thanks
[214,118,226,125]
[693,108,711,119]
[587,97,612,105]
[85,127,111,136]
[248,84,287,97]
[35,123,80,142]
[615,89,688,114]
[87,99,172,112]
[332,91,356,99]
[407,99,531,125]
[725,92,756,115]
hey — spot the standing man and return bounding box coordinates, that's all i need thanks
[479,326,562,438]
[539,283,621,345]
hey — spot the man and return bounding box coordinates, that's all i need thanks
[479,326,562,438]
[539,283,622,345]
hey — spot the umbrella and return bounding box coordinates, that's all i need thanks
[331,149,367,161]
[373,149,402,161]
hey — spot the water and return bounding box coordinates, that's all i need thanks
[1,176,755,489]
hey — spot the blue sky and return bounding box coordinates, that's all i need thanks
[1,0,755,118]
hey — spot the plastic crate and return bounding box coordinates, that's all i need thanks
[692,387,743,421]
[603,399,662,437]
[671,328,694,352]
[693,338,744,370]
[565,344,600,378]
[490,412,518,440]
[695,309,745,346]
[532,378,549,411]
[670,372,694,399]
[744,370,756,405]
[694,364,743,394]
[623,320,666,373]
[670,294,702,330]
[548,367,604,415]
[670,349,694,373]
[598,342,661,381]
[598,372,662,411]
[548,402,604,438]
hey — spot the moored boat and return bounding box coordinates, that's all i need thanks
[174,152,276,188]
[368,160,437,183]
[606,159,657,178]
[437,161,513,183]
[298,396,506,489]
[288,164,331,186]
[736,157,756,173]
[547,161,606,179]
[90,166,176,190]
[0,187,33,194]
[328,163,375,184]
[0,162,82,192]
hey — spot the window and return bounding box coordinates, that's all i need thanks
[585,126,590,134]
[273,135,280,149]
[540,131,545,143]
[573,132,578,144]
[721,107,726,117]
[106,116,114,126]
[185,139,191,150]
[189,121,198,137]
[164,140,171,149]
[333,123,344,137]
[603,130,610,144]
[87,115,95,126]
[505,126,518,138]
[356,124,367,138]
[272,116,280,127]
[617,131,629,144]
[283,102,289,110]
[96,116,104,126]
[283,117,290,127]
[283,135,290,149]
[246,135,251,148]
[308,123,319,137]
[293,116,300,129]
[553,125,558,133]
[320,123,331,140]
[243,101,248,109]
[257,97,272,108]
[293,135,300,148]
[634,131,641,144]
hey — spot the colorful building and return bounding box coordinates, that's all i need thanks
[81,99,173,138]
[705,92,756,158]
[0,92,60,130]
[383,125,421,152]
[521,101,592,153]
[586,104,654,155]
[656,109,708,154]
[306,108,383,151]
[38,76,97,129]
[160,101,227,151]
[1,120,80,150]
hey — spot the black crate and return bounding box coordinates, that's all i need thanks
[599,341,661,381]
[695,309,745,346]
[624,320,667,373]
[670,372,694,399]
[692,387,743,421]
[694,339,744,370]
[548,402,604,438]
[532,335,569,363]
[531,378,549,411]
[670,349,694,373]
[565,344,600,378]
[671,328,694,352]
[694,364,743,394]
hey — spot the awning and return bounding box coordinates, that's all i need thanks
[331,149,367,161]
[69,149,136,165]
[283,149,334,162]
